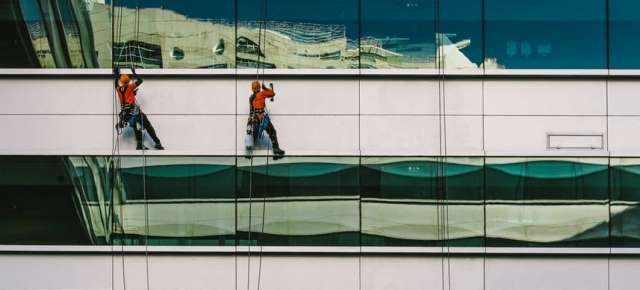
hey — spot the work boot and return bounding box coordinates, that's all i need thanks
[273,147,285,160]
[154,143,165,150]
[136,143,148,150]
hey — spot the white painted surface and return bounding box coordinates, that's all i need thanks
[485,257,609,290]
[484,116,608,155]
[3,254,636,290]
[609,81,640,116]
[445,116,484,155]
[0,79,112,115]
[236,79,359,115]
[608,116,640,156]
[360,115,440,155]
[444,80,484,115]
[236,115,360,155]
[0,115,113,155]
[116,115,236,155]
[484,80,606,115]
[138,79,236,115]
[360,80,439,115]
[3,75,640,156]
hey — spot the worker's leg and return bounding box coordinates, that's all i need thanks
[265,121,284,156]
[133,123,146,150]
[139,112,164,149]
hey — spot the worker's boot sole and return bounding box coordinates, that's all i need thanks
[273,149,285,160]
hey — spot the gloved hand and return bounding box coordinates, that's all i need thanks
[131,67,136,75]
[113,66,120,76]
[269,83,275,102]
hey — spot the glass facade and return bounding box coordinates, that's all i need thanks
[609,0,640,69]
[485,0,606,69]
[3,155,637,248]
[2,0,636,69]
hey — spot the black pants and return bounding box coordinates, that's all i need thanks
[132,111,161,146]
[264,119,279,148]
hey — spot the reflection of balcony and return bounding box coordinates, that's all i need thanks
[113,40,163,68]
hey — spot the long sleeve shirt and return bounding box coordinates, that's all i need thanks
[251,88,275,110]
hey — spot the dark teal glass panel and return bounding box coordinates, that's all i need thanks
[122,157,235,200]
[610,0,640,68]
[1,0,112,68]
[485,0,606,69]
[485,158,609,247]
[360,0,436,69]
[439,0,483,69]
[0,156,91,245]
[360,158,484,247]
[236,157,360,246]
[610,159,640,246]
[118,157,236,246]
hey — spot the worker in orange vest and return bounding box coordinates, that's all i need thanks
[114,67,164,150]
[248,80,284,159]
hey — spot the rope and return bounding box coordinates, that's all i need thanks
[135,0,145,69]
[434,1,451,289]
[246,157,253,290]
[111,1,128,289]
[247,0,269,288]
[111,2,151,288]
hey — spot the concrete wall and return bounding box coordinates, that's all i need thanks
[1,252,639,290]
[2,72,637,157]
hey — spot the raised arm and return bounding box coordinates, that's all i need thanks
[131,67,143,86]
[261,83,275,98]
[113,66,121,87]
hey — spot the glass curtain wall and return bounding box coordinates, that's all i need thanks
[484,0,607,69]
[610,158,640,246]
[5,156,637,248]
[5,0,637,69]
[485,157,610,247]
[609,0,640,69]
[237,0,358,69]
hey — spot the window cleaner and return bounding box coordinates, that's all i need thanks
[114,66,164,150]
[245,80,285,160]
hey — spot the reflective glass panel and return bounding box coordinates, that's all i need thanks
[237,0,358,69]
[485,0,606,69]
[0,156,92,245]
[1,0,111,68]
[485,158,609,247]
[236,157,360,246]
[118,156,236,246]
[439,0,483,70]
[610,0,640,69]
[361,157,484,246]
[110,0,235,68]
[360,0,435,69]
[610,158,640,246]
[112,156,146,245]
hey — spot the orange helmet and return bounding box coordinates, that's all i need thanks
[119,74,130,84]
[251,80,261,93]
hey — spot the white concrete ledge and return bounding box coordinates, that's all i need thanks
[1,69,640,77]
[1,245,638,255]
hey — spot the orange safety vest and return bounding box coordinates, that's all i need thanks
[116,82,137,106]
